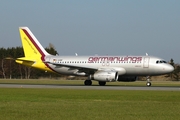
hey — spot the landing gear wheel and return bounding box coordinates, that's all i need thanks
[84,80,92,86]
[98,81,106,86]
[146,82,151,87]
[146,76,151,87]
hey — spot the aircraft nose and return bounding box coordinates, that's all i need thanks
[166,65,174,73]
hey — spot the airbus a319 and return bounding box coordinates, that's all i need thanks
[16,27,174,86]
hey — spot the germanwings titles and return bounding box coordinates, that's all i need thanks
[16,27,174,86]
[88,56,142,63]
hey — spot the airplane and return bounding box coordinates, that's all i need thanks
[16,27,174,86]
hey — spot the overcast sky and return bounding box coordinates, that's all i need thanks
[0,1,180,62]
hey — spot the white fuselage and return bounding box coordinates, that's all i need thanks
[45,55,174,76]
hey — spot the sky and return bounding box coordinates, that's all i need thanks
[0,1,180,62]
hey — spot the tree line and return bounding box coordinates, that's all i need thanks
[0,45,180,80]
[0,44,60,79]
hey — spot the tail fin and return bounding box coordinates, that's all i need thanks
[16,27,53,72]
[19,27,50,58]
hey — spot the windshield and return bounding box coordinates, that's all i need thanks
[156,60,167,64]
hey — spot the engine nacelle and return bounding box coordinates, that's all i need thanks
[90,71,118,82]
[117,76,137,82]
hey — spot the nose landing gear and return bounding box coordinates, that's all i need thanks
[146,76,151,87]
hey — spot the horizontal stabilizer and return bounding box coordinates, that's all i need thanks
[16,57,36,63]
[5,57,35,63]
[16,57,36,66]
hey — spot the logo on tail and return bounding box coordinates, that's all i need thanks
[16,27,54,73]
[19,27,50,57]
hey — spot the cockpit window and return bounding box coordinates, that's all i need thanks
[156,60,167,64]
[163,61,167,63]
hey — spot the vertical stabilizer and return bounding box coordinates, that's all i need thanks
[19,27,50,58]
[17,27,54,72]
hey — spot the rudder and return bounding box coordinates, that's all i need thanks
[17,27,54,72]
[19,27,50,58]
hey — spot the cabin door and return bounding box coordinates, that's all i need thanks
[143,57,149,68]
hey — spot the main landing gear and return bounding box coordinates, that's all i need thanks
[84,80,92,85]
[146,76,151,87]
[84,80,106,86]
[84,77,152,86]
[98,81,106,86]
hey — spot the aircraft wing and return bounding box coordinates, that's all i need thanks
[44,61,98,74]
[44,61,126,75]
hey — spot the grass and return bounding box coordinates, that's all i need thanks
[0,88,180,120]
[0,79,180,120]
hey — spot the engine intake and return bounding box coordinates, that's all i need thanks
[90,71,118,82]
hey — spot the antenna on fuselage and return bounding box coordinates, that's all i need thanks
[75,53,78,56]
[146,53,148,56]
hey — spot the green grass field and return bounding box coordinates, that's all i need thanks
[0,79,180,120]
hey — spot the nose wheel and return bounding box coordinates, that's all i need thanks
[146,82,151,86]
[146,76,151,87]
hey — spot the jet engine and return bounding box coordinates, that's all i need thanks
[90,71,118,82]
[117,76,137,82]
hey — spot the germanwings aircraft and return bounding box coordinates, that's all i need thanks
[16,27,174,86]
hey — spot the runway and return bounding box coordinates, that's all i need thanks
[0,84,180,91]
